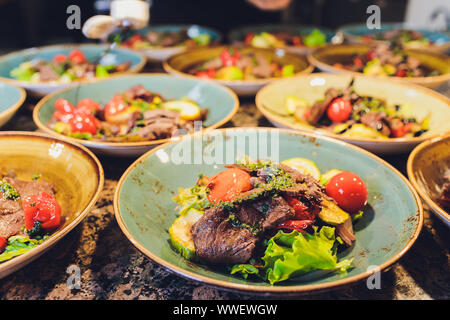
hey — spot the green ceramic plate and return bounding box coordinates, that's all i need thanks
[114,128,422,294]
[0,81,26,128]
[33,74,239,157]
[256,73,450,154]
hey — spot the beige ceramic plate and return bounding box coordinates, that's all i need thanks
[0,132,104,279]
[255,73,450,154]
[308,44,450,89]
[163,46,313,96]
[407,134,450,228]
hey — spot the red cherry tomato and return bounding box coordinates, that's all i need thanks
[53,54,67,63]
[367,50,376,60]
[207,168,252,204]
[326,171,368,213]
[54,98,75,114]
[68,111,100,134]
[104,95,129,119]
[327,97,353,123]
[277,220,313,233]
[0,237,6,253]
[391,122,413,138]
[195,68,215,79]
[23,192,61,231]
[53,110,74,123]
[69,49,87,64]
[353,57,364,68]
[395,69,407,77]
[77,98,101,115]
[220,49,240,67]
[244,32,255,45]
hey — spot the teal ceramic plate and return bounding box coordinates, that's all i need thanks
[114,128,423,294]
[33,74,239,157]
[110,24,222,62]
[338,22,450,53]
[0,80,26,128]
[0,44,146,97]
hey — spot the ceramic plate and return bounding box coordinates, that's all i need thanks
[256,73,450,154]
[114,128,422,294]
[0,81,26,128]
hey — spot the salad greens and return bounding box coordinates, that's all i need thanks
[0,235,48,262]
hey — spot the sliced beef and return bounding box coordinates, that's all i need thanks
[360,112,391,137]
[5,177,54,198]
[37,65,59,82]
[306,88,340,125]
[191,207,258,265]
[335,217,356,246]
[123,85,158,102]
[253,196,295,231]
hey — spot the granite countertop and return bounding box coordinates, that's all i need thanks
[0,84,449,300]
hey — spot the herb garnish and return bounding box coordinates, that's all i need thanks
[0,180,20,201]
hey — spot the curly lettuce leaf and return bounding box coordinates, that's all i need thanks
[0,235,47,262]
[230,264,261,279]
[262,226,352,284]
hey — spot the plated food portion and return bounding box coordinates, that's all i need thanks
[229,25,335,54]
[0,44,146,96]
[115,128,422,293]
[256,74,450,154]
[170,158,367,284]
[48,85,207,142]
[308,44,450,89]
[34,74,238,156]
[0,81,26,128]
[164,46,312,96]
[339,23,450,53]
[407,135,450,228]
[0,132,103,279]
[108,25,221,62]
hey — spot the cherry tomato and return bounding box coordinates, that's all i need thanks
[327,97,353,123]
[395,69,407,77]
[284,195,313,220]
[207,168,252,204]
[326,171,368,213]
[362,35,372,43]
[292,36,302,47]
[244,32,255,45]
[0,237,6,253]
[353,57,364,68]
[391,122,413,138]
[195,68,215,79]
[104,95,129,119]
[53,54,67,63]
[54,98,75,114]
[77,98,101,115]
[23,192,61,231]
[68,111,100,134]
[69,49,87,64]
[277,220,313,233]
[367,50,376,60]
[53,110,74,123]
[220,49,240,67]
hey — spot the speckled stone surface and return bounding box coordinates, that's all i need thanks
[0,75,449,300]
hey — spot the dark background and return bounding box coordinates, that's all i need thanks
[0,0,408,50]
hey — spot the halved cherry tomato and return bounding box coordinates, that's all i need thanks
[220,49,240,67]
[244,32,255,45]
[53,54,67,63]
[54,98,75,114]
[53,110,74,123]
[284,195,312,220]
[391,122,413,138]
[353,57,364,68]
[69,49,87,64]
[77,98,101,115]
[68,111,100,134]
[196,68,215,79]
[23,192,61,231]
[327,97,353,123]
[277,220,313,233]
[207,168,252,204]
[395,69,407,77]
[104,95,129,120]
[0,237,6,253]
[326,171,368,213]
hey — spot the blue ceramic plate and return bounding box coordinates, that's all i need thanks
[33,74,239,157]
[0,44,146,97]
[0,80,26,128]
[112,24,222,62]
[114,128,423,294]
[339,22,450,53]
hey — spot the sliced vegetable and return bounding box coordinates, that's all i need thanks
[319,169,343,186]
[0,236,47,263]
[207,168,252,204]
[318,198,350,225]
[284,96,308,115]
[164,100,201,121]
[169,208,203,260]
[281,158,320,180]
[215,66,244,80]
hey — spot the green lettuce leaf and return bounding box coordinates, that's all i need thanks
[230,264,260,279]
[0,235,48,262]
[173,183,210,216]
[262,226,352,284]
